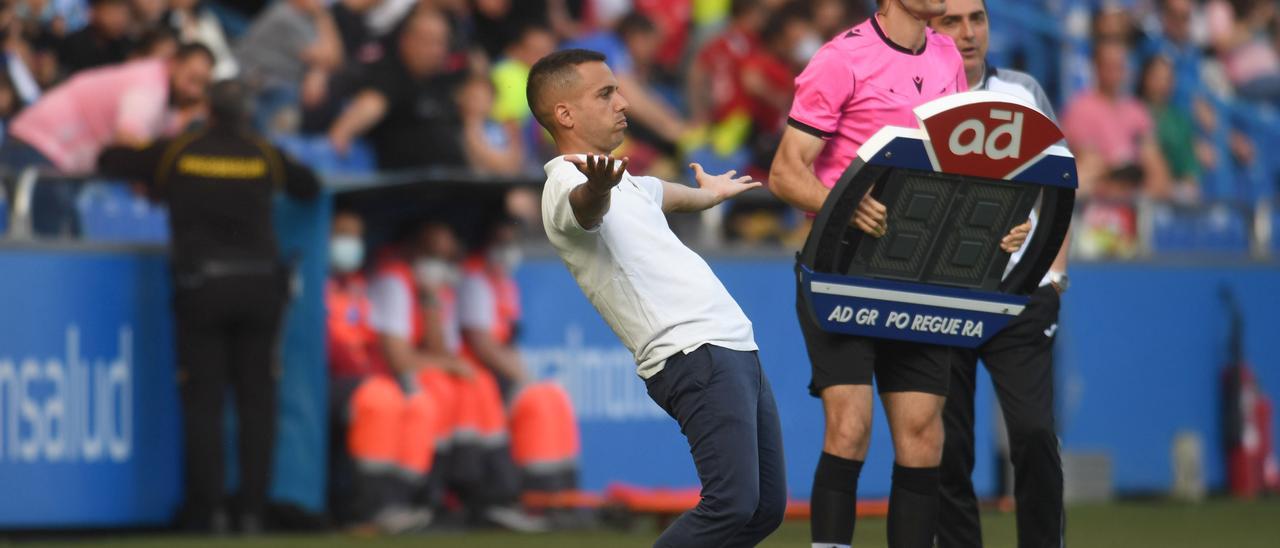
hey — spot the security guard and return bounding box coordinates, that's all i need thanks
[98,80,320,534]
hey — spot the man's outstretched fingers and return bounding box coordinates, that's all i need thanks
[614,157,630,181]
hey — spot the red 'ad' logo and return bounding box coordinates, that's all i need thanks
[915,92,1062,180]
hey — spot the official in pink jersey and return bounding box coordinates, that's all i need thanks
[767,2,1030,547]
[0,44,213,235]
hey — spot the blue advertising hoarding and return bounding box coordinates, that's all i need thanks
[0,243,1274,526]
[0,248,181,527]
[519,257,1280,498]
[517,257,1002,499]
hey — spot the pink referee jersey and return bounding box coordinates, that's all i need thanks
[10,60,171,175]
[787,16,967,189]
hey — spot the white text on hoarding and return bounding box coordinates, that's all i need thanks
[0,326,133,463]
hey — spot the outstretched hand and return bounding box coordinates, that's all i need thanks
[567,154,629,194]
[689,163,763,203]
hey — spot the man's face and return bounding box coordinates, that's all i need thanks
[565,61,630,153]
[400,14,450,77]
[1160,0,1193,44]
[332,213,363,239]
[169,54,213,107]
[518,30,557,67]
[417,224,459,261]
[474,0,509,17]
[95,3,131,38]
[132,0,167,23]
[624,29,661,67]
[931,0,988,77]
[896,0,948,20]
[1095,43,1129,96]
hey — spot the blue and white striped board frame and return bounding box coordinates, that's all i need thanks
[797,91,1077,348]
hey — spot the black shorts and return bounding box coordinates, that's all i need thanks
[796,277,956,397]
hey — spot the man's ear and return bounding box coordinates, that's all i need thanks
[554,103,574,130]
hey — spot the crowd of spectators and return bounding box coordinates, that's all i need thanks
[1062,0,1280,256]
[0,0,1276,246]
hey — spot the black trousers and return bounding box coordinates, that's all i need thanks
[175,271,287,526]
[938,286,1064,548]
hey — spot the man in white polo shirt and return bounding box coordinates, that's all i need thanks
[930,1,1070,546]
[528,48,786,547]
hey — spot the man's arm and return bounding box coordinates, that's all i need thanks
[660,163,761,213]
[327,89,388,154]
[1138,132,1173,199]
[1050,231,1070,289]
[685,58,710,125]
[281,153,322,200]
[97,141,168,187]
[300,6,343,72]
[378,333,426,376]
[460,118,524,176]
[769,125,887,236]
[461,328,528,383]
[564,153,628,230]
[417,290,473,378]
[617,73,687,143]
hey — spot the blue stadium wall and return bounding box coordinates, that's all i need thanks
[0,242,1276,526]
[518,257,1280,498]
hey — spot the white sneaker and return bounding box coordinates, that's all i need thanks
[483,506,550,533]
[375,507,434,535]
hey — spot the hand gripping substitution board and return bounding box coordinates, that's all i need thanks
[797,91,1077,348]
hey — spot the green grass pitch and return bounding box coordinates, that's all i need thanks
[11,499,1280,548]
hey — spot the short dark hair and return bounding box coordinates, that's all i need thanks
[134,25,178,56]
[730,0,761,18]
[526,49,607,131]
[175,42,216,65]
[762,2,812,46]
[1134,54,1172,101]
[616,12,657,38]
[208,79,251,127]
[511,23,554,49]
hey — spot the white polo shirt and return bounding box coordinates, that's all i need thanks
[541,155,757,379]
[979,65,1061,286]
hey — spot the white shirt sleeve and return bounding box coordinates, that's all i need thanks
[367,274,413,339]
[543,159,600,235]
[457,273,496,330]
[632,175,665,205]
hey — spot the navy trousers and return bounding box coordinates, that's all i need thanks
[644,344,787,548]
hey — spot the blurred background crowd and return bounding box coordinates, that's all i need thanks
[0,0,1275,539]
[0,0,1275,257]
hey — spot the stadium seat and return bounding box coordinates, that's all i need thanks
[1150,202,1250,254]
[271,134,376,176]
[76,182,169,244]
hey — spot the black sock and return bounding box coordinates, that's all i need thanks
[888,464,941,548]
[811,452,863,545]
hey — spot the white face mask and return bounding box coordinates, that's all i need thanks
[488,244,523,272]
[413,258,457,288]
[329,236,364,274]
[793,33,823,64]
